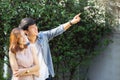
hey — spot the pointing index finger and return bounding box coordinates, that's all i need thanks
[77,13,81,16]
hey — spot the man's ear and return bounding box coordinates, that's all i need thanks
[24,30,28,35]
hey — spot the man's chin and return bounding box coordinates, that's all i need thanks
[34,33,38,36]
[36,33,38,35]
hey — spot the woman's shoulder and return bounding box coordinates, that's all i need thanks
[28,43,37,51]
[29,43,36,48]
[9,50,16,57]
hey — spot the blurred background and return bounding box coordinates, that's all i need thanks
[0,0,119,80]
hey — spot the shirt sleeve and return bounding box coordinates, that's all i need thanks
[41,24,65,41]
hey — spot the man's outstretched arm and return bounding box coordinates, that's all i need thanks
[63,13,81,31]
[41,13,81,41]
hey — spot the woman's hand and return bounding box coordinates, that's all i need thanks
[14,69,26,77]
[34,71,39,77]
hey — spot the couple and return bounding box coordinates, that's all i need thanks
[9,13,81,80]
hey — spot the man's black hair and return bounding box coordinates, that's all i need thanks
[19,18,36,30]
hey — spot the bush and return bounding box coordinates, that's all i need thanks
[0,0,112,80]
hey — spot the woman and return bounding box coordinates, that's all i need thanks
[9,28,39,80]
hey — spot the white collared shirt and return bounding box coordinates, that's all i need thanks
[31,43,49,80]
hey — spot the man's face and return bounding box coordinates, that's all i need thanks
[27,24,38,36]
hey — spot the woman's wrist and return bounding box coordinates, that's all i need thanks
[25,69,30,73]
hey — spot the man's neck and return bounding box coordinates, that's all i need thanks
[28,35,37,43]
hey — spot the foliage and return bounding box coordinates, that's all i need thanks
[0,0,113,80]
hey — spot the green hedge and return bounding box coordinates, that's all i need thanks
[0,0,112,80]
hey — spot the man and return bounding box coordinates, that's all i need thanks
[19,13,81,80]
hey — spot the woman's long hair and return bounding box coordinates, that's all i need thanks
[9,28,27,54]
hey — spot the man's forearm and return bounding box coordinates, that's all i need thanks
[63,13,81,31]
[63,21,73,31]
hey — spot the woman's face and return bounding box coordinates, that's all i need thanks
[18,30,28,45]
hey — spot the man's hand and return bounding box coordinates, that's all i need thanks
[63,13,81,30]
[71,13,81,25]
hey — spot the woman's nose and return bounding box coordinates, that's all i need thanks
[24,36,30,46]
[24,36,28,42]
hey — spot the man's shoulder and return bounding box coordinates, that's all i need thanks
[37,31,47,40]
[38,31,45,37]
